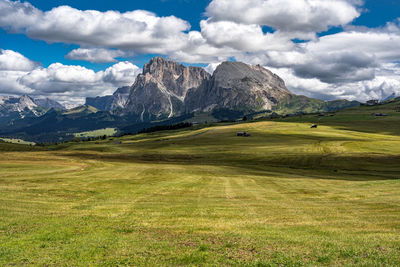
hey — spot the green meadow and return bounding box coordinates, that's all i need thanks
[74,128,117,138]
[1,102,400,266]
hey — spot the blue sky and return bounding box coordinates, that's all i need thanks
[0,0,211,70]
[1,0,398,69]
[0,0,399,104]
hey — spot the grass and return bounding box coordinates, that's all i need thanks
[0,138,36,146]
[0,103,400,266]
[74,128,117,138]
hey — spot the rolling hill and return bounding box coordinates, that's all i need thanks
[0,98,399,265]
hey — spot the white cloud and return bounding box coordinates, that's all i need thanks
[268,65,400,102]
[169,31,238,63]
[19,62,140,97]
[204,62,221,74]
[0,49,37,71]
[206,0,360,38]
[66,48,127,63]
[304,30,400,61]
[200,20,293,52]
[0,49,36,95]
[0,48,140,104]
[0,0,191,54]
[0,70,32,95]
[102,61,141,86]
[231,19,400,101]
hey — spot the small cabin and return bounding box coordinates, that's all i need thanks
[237,132,251,137]
[372,113,388,117]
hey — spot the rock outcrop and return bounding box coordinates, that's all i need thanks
[85,86,131,111]
[184,61,291,112]
[0,95,38,114]
[123,57,211,121]
[34,98,65,110]
[0,95,65,125]
[88,57,291,121]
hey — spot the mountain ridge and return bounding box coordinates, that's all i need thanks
[86,57,359,121]
[1,57,361,142]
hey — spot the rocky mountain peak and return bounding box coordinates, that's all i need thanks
[142,57,176,75]
[124,57,211,120]
[13,95,37,112]
[113,86,130,96]
[184,61,291,112]
[34,98,65,110]
[213,61,287,90]
[89,57,293,121]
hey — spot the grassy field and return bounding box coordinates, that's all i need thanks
[0,103,400,266]
[0,138,36,146]
[74,128,117,138]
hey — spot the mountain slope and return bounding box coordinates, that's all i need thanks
[273,95,360,114]
[185,61,291,113]
[85,86,130,111]
[0,105,127,143]
[86,58,361,121]
[34,98,65,110]
[124,57,211,121]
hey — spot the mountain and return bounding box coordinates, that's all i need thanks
[85,86,130,111]
[34,98,65,110]
[184,61,291,113]
[0,58,362,142]
[0,95,47,126]
[0,105,128,143]
[0,95,66,127]
[0,95,40,114]
[273,95,360,114]
[121,58,355,120]
[123,57,211,121]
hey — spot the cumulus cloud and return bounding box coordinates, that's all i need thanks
[169,31,239,63]
[0,49,36,95]
[19,62,140,96]
[102,61,141,85]
[206,0,360,38]
[0,49,140,104]
[0,70,32,95]
[268,65,400,102]
[66,48,127,63]
[0,49,37,71]
[200,20,293,52]
[0,0,190,54]
[232,18,400,101]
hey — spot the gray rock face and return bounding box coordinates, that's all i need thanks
[85,86,131,111]
[110,86,131,111]
[90,58,291,121]
[0,95,55,125]
[124,57,211,120]
[0,95,37,113]
[34,98,65,110]
[185,61,291,112]
[85,95,113,111]
[0,95,42,117]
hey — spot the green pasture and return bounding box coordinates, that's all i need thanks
[0,104,400,266]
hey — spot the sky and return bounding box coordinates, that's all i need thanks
[0,0,400,105]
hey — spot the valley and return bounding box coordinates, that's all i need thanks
[1,102,399,265]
